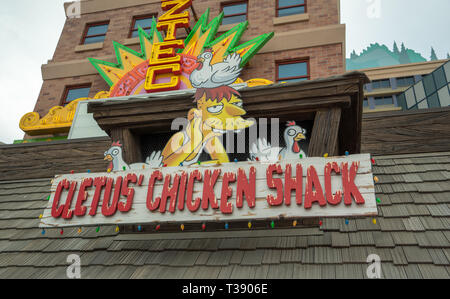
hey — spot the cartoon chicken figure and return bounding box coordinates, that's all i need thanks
[279,121,307,159]
[249,121,307,162]
[160,50,253,167]
[190,49,242,89]
[104,141,162,171]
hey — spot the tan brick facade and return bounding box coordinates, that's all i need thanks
[31,0,344,133]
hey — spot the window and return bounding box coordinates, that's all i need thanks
[363,98,369,107]
[428,93,441,108]
[221,1,248,25]
[438,86,450,106]
[61,85,91,106]
[433,67,448,90]
[277,0,306,17]
[397,76,415,87]
[372,79,391,89]
[422,74,436,96]
[129,14,157,38]
[374,96,394,106]
[276,60,309,83]
[81,21,109,45]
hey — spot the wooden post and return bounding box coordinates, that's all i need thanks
[110,128,142,165]
[308,107,342,157]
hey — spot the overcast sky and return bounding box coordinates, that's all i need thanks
[0,0,449,144]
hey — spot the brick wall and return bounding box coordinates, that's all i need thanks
[31,0,343,130]
[243,44,344,81]
[51,0,340,63]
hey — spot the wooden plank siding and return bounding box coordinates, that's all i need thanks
[362,107,450,156]
[0,137,111,182]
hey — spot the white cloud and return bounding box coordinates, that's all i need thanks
[0,0,66,144]
[342,0,450,59]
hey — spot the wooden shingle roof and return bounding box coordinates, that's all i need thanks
[0,152,449,279]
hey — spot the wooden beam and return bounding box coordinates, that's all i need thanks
[0,137,111,181]
[110,128,142,165]
[308,107,342,157]
[362,107,450,155]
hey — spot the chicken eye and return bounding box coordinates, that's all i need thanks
[207,104,224,114]
[233,101,243,108]
[287,129,296,136]
[112,149,119,156]
[205,53,212,59]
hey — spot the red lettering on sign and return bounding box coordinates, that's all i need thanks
[220,172,236,214]
[160,174,180,213]
[177,172,188,211]
[102,177,123,217]
[304,166,326,209]
[341,162,365,205]
[147,171,163,211]
[119,173,137,212]
[52,179,69,218]
[89,177,106,216]
[266,164,283,206]
[324,162,343,205]
[201,169,221,210]
[74,178,93,217]
[284,164,303,206]
[62,181,78,219]
[186,170,202,212]
[236,167,256,209]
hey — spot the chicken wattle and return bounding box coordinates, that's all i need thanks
[292,141,300,153]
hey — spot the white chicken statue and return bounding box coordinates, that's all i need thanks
[189,49,243,89]
[248,121,307,162]
[279,121,307,159]
[104,141,163,172]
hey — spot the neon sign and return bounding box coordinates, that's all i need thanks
[145,0,193,92]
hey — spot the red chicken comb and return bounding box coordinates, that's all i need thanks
[203,48,214,53]
[287,121,296,127]
[111,141,122,147]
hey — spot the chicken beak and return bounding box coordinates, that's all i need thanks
[294,133,306,141]
[104,155,112,161]
[197,58,204,63]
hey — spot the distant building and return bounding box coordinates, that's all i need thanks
[347,42,449,113]
[358,60,449,113]
[397,60,450,110]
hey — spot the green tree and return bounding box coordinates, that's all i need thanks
[430,47,438,61]
[399,43,410,64]
[447,53,449,59]
[350,50,358,59]
[393,41,400,56]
